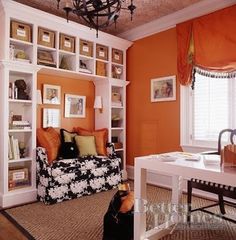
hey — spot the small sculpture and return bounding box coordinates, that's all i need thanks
[80,60,87,69]
[15,79,29,100]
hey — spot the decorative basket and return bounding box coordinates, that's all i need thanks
[8,167,29,190]
[112,48,123,64]
[96,44,108,61]
[38,28,55,48]
[11,21,32,42]
[80,39,93,57]
[60,34,75,53]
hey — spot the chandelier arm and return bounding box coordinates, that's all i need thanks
[60,0,136,37]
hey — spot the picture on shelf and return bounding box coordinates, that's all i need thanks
[64,94,86,118]
[43,108,60,128]
[43,84,61,104]
[151,75,176,102]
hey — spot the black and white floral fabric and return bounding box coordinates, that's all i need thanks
[36,147,122,204]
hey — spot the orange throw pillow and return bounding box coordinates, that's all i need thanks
[37,127,61,164]
[74,127,108,156]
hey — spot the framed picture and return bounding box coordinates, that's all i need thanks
[43,108,60,128]
[43,84,61,104]
[151,75,176,102]
[64,94,86,118]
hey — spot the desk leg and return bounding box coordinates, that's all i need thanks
[172,175,183,205]
[134,166,147,240]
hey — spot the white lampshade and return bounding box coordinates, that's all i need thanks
[94,96,102,111]
[37,89,42,105]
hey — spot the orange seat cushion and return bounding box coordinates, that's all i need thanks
[74,127,108,156]
[37,127,61,164]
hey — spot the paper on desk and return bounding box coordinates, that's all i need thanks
[151,152,202,162]
[203,154,220,165]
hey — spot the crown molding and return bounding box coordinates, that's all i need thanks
[119,0,236,41]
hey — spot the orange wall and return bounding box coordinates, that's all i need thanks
[37,74,95,131]
[127,28,181,165]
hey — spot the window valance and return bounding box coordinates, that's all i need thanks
[177,5,236,86]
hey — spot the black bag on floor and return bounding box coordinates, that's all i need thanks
[103,191,134,240]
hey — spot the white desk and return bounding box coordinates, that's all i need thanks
[134,152,236,240]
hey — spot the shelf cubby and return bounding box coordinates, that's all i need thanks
[59,52,76,71]
[8,161,32,191]
[79,56,94,75]
[10,38,33,64]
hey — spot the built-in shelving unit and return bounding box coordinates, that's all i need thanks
[0,0,132,207]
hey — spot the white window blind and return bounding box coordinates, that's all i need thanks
[193,72,236,143]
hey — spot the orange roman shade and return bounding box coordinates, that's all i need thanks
[177,5,236,85]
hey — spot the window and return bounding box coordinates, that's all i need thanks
[181,68,236,150]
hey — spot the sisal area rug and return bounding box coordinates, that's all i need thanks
[3,184,236,240]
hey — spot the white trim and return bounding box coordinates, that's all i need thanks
[0,189,37,208]
[119,0,236,41]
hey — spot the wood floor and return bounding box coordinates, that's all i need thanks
[0,213,27,240]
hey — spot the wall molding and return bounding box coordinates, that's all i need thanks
[119,0,236,41]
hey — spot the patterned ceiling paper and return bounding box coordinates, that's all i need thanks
[13,0,203,35]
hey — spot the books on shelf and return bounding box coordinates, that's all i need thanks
[10,120,31,130]
[8,135,20,160]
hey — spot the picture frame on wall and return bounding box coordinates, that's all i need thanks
[43,108,60,128]
[43,84,61,104]
[151,75,176,102]
[64,94,86,118]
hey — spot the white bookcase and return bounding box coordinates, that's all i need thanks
[94,79,129,179]
[0,0,132,207]
[0,62,38,208]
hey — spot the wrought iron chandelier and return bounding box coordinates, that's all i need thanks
[56,0,136,37]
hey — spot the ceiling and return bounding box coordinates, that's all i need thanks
[13,0,204,36]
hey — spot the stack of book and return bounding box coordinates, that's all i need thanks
[11,120,31,130]
[8,135,20,160]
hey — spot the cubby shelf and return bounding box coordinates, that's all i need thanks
[111,106,124,109]
[59,49,76,56]
[9,99,32,104]
[10,38,33,46]
[8,129,32,133]
[115,148,123,152]
[8,157,32,163]
[37,44,56,52]
[8,185,34,193]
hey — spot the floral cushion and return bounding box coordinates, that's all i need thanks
[51,155,120,177]
[36,147,122,204]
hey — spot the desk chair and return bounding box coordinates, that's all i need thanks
[187,129,236,223]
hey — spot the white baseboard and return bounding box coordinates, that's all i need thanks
[127,165,228,202]
[0,189,37,208]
